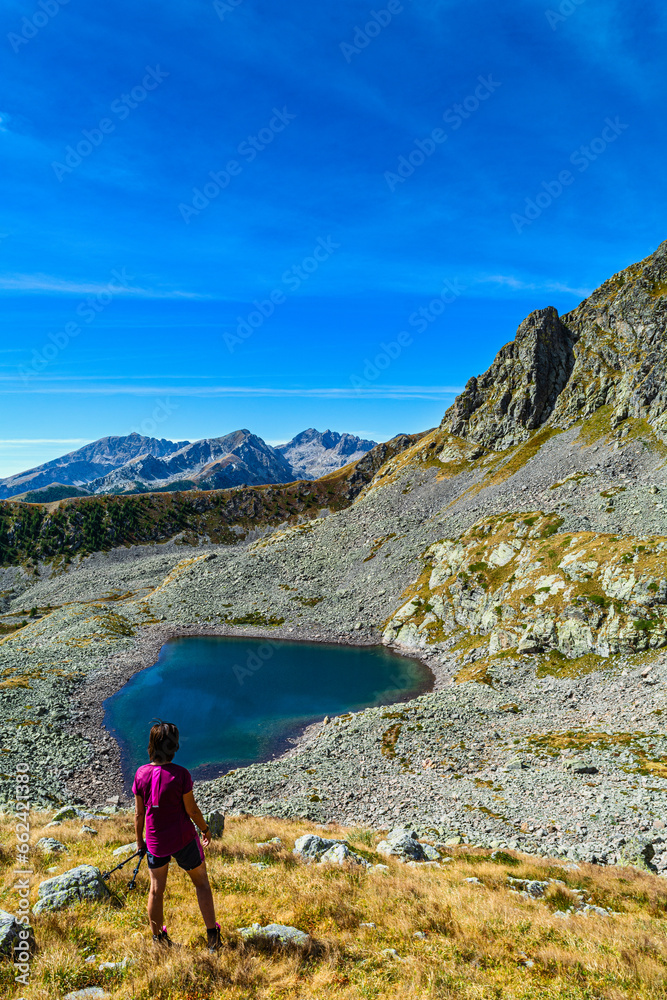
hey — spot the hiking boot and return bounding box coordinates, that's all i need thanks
[207,922,221,953]
[153,926,172,947]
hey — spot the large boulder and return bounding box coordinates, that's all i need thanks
[376,827,429,862]
[238,922,310,947]
[318,843,369,867]
[293,834,347,861]
[203,811,225,838]
[0,909,31,958]
[33,865,111,914]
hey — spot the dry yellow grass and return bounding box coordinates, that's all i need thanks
[2,811,667,998]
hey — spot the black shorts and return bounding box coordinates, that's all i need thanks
[147,836,204,871]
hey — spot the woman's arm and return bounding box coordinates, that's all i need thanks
[183,791,212,847]
[134,794,146,853]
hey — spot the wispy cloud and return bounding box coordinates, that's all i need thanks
[478,274,593,298]
[0,273,205,298]
[2,383,463,401]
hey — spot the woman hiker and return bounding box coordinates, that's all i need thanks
[133,720,221,951]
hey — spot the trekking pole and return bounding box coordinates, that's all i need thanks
[127,849,145,890]
[102,848,145,886]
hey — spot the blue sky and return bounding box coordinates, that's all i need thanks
[1,0,666,477]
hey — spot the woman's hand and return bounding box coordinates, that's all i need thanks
[137,838,147,855]
[201,826,211,848]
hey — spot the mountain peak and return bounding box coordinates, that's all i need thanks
[278,429,377,479]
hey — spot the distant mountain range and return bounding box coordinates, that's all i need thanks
[1,428,377,501]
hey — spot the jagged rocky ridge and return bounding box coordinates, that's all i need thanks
[443,239,667,449]
[0,428,377,500]
[277,428,377,479]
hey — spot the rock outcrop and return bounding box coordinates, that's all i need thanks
[384,511,667,660]
[443,306,575,450]
[442,239,667,449]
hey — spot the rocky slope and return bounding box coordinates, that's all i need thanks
[1,241,667,868]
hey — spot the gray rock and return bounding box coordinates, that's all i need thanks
[376,831,427,862]
[33,865,111,914]
[318,843,369,866]
[508,877,550,898]
[203,810,225,838]
[568,760,599,775]
[421,843,442,861]
[580,904,611,917]
[238,922,310,947]
[63,990,111,1000]
[98,958,131,971]
[293,833,346,861]
[0,909,30,958]
[52,806,79,822]
[36,837,67,854]
[619,838,656,871]
[112,842,137,856]
[256,837,282,849]
[80,825,98,836]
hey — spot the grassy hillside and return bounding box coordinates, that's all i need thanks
[3,811,667,1000]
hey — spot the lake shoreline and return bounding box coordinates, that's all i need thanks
[67,621,440,807]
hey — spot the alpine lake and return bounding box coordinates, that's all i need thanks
[104,636,432,782]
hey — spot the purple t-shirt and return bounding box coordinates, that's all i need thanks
[132,762,196,856]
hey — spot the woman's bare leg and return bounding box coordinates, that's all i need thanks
[187,860,216,928]
[147,862,170,934]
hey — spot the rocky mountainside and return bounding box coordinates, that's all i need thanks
[277,428,376,478]
[87,430,295,493]
[0,428,377,499]
[2,241,667,868]
[0,433,187,499]
[443,239,667,450]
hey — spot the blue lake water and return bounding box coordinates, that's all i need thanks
[104,637,432,782]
